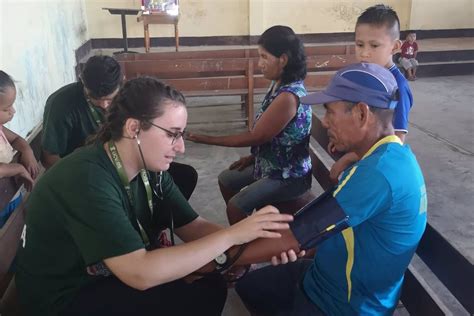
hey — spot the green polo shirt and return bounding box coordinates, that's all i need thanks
[16,143,199,316]
[41,82,105,157]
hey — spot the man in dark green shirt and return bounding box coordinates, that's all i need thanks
[41,55,198,199]
[41,56,121,167]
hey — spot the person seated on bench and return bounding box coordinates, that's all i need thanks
[187,25,311,224]
[15,77,295,316]
[235,63,428,315]
[41,56,198,214]
[399,31,419,81]
[0,71,39,227]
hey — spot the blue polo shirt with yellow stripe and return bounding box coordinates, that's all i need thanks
[303,135,427,315]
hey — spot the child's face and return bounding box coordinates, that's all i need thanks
[408,33,416,43]
[355,24,401,68]
[0,86,16,124]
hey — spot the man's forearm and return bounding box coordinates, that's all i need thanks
[233,229,300,266]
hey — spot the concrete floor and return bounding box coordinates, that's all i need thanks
[173,74,473,315]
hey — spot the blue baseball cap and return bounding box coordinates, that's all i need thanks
[301,63,399,109]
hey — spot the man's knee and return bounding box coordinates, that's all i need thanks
[194,276,227,315]
[168,162,198,200]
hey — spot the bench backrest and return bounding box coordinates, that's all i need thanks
[308,113,472,315]
[116,45,356,62]
[120,54,356,78]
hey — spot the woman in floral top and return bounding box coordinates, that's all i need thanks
[188,25,312,224]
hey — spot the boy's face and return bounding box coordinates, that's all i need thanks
[408,33,416,43]
[355,24,401,68]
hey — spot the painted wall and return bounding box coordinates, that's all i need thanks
[85,0,473,39]
[250,0,412,35]
[410,0,474,30]
[0,0,88,137]
[85,0,249,38]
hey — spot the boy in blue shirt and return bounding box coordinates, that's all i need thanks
[330,4,414,182]
[235,63,427,315]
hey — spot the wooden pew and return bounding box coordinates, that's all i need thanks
[0,124,43,315]
[119,52,356,129]
[287,112,473,315]
[115,44,356,62]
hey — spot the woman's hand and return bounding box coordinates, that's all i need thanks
[20,149,40,179]
[225,205,293,246]
[229,155,254,171]
[186,132,209,144]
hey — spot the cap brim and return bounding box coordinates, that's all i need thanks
[300,91,343,105]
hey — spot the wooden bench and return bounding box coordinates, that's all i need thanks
[118,50,356,129]
[0,124,43,316]
[276,111,473,315]
[115,45,356,62]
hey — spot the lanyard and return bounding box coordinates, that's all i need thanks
[87,100,104,127]
[108,141,154,246]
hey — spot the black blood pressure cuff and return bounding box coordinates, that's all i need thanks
[289,189,349,249]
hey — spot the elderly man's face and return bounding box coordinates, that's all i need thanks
[322,101,360,153]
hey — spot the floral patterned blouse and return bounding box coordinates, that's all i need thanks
[251,80,312,179]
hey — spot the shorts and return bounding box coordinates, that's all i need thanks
[0,192,23,228]
[218,165,312,214]
[400,57,419,70]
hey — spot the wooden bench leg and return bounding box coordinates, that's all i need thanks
[241,95,247,113]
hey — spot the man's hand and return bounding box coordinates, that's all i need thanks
[271,249,306,266]
[229,155,255,171]
[327,140,338,155]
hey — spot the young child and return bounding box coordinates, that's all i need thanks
[400,31,419,80]
[329,4,414,182]
[0,71,39,227]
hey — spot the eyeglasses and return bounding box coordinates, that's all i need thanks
[148,121,185,145]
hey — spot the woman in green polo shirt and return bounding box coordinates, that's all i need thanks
[16,77,293,316]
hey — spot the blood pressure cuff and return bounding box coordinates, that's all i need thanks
[289,189,349,249]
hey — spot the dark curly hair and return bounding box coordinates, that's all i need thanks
[81,55,123,99]
[356,4,400,40]
[93,77,185,143]
[258,25,307,85]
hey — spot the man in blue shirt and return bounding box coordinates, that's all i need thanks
[236,63,427,315]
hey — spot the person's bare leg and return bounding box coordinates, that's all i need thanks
[218,180,238,205]
[226,202,247,225]
[407,68,414,80]
[412,66,417,79]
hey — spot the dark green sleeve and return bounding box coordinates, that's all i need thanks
[41,97,74,157]
[157,171,199,229]
[63,162,145,265]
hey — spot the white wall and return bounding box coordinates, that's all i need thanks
[410,0,474,30]
[0,0,89,137]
